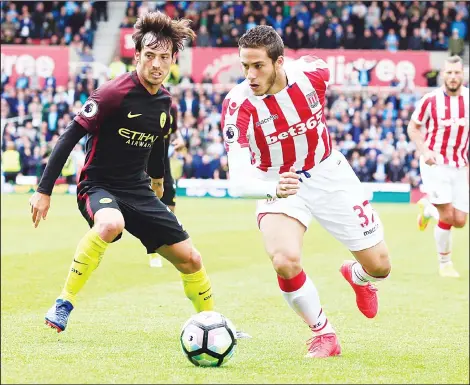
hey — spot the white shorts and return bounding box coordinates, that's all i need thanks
[419,157,469,213]
[256,150,384,251]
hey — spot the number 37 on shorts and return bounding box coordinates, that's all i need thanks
[352,200,381,238]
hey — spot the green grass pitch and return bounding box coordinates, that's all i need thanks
[1,194,468,384]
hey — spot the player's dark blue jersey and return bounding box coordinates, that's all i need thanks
[75,71,172,188]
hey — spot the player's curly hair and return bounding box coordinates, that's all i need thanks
[238,26,284,62]
[133,11,196,54]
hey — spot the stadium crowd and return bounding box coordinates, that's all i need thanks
[123,1,469,52]
[1,0,108,62]
[2,1,469,188]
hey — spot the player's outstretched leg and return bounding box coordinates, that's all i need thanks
[45,209,123,332]
[279,270,341,358]
[157,239,214,312]
[260,213,340,358]
[340,240,391,319]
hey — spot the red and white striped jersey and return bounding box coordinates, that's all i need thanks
[221,56,332,179]
[411,86,469,168]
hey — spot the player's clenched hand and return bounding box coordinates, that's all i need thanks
[422,149,439,166]
[29,192,51,228]
[276,166,300,198]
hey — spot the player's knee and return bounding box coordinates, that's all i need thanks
[185,247,202,270]
[94,216,125,242]
[361,242,391,277]
[367,257,391,278]
[174,246,203,273]
[270,250,302,278]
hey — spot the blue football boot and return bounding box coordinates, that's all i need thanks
[45,299,74,333]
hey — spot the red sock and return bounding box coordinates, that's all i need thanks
[438,220,452,230]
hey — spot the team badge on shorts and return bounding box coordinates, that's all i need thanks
[81,99,98,118]
[160,112,167,128]
[223,124,239,143]
[99,198,112,204]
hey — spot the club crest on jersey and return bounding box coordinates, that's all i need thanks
[160,112,167,128]
[223,124,239,143]
[306,91,319,109]
[81,99,98,118]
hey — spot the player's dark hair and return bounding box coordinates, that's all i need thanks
[238,26,284,62]
[133,11,196,54]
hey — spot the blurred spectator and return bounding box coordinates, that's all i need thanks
[408,28,423,50]
[449,29,465,56]
[354,156,372,182]
[434,32,449,50]
[94,1,108,22]
[108,55,127,79]
[404,158,421,187]
[373,154,387,182]
[213,155,229,179]
[196,25,211,47]
[371,28,386,49]
[2,141,22,183]
[387,154,406,182]
[451,12,467,39]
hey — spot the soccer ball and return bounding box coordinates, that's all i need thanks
[180,311,237,367]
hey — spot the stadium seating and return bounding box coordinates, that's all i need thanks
[1,1,469,188]
[123,1,468,50]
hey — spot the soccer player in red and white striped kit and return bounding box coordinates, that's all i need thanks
[221,26,391,358]
[408,55,469,278]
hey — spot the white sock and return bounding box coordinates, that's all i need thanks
[424,201,439,220]
[278,272,335,336]
[351,262,389,286]
[434,224,452,264]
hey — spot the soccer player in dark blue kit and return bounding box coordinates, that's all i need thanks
[29,11,214,332]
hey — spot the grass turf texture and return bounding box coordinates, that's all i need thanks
[1,194,468,384]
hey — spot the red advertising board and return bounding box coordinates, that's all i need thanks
[1,45,70,87]
[190,48,431,86]
[120,28,135,58]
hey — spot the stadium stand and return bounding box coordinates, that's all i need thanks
[1,1,469,190]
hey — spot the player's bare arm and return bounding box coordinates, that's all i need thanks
[407,120,438,166]
[226,145,299,199]
[30,121,87,227]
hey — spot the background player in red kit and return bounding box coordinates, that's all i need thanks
[408,55,469,278]
[222,26,391,358]
[29,11,215,332]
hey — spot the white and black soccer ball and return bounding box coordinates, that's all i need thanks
[180,311,237,367]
